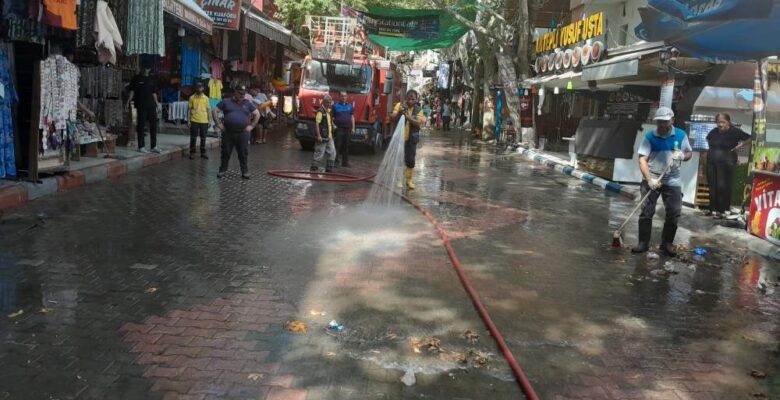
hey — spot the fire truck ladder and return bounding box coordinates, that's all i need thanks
[305,16,357,62]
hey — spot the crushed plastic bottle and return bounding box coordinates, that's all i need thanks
[693,247,707,256]
[327,320,344,332]
[401,369,416,386]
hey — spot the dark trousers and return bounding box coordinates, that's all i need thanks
[404,139,417,168]
[706,160,735,213]
[189,123,208,154]
[136,106,158,149]
[220,129,249,174]
[335,127,350,166]
[442,116,451,131]
[639,181,682,244]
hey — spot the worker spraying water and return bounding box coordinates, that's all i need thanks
[391,90,426,190]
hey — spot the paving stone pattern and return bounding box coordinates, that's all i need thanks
[0,130,778,400]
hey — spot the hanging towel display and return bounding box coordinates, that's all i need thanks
[181,40,201,86]
[94,0,123,65]
[0,48,18,178]
[126,0,164,56]
[210,60,223,80]
[40,0,78,30]
[39,55,79,152]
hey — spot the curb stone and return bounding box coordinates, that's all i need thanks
[0,139,221,211]
[515,146,639,200]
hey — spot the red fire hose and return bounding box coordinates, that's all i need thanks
[267,169,540,400]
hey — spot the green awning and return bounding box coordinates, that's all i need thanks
[364,1,476,51]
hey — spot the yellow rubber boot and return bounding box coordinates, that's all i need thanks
[406,168,416,190]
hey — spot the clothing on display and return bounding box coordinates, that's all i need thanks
[208,79,223,100]
[79,66,123,99]
[77,0,127,48]
[210,60,223,80]
[40,0,78,30]
[166,101,189,122]
[2,0,31,19]
[94,0,123,65]
[0,47,18,178]
[40,55,79,133]
[181,40,200,86]
[126,0,164,56]
[4,17,46,44]
[78,98,124,128]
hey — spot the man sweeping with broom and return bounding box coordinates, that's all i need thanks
[631,107,692,257]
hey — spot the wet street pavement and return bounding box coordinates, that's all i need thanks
[1,127,779,400]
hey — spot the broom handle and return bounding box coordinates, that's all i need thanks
[615,166,671,235]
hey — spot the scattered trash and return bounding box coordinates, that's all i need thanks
[462,330,480,343]
[688,264,697,271]
[286,321,307,334]
[647,252,660,260]
[468,350,489,368]
[327,320,344,332]
[410,337,442,354]
[751,392,767,398]
[247,373,264,381]
[38,308,51,314]
[76,374,83,381]
[693,247,708,256]
[325,352,337,357]
[695,290,706,295]
[750,370,768,379]
[144,287,158,294]
[7,310,23,319]
[309,310,326,317]
[440,351,468,364]
[448,372,456,380]
[385,331,398,341]
[401,369,416,386]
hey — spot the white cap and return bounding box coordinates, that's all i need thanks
[653,107,674,121]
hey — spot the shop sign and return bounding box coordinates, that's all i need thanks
[362,13,439,40]
[163,0,213,34]
[533,12,606,74]
[748,173,780,244]
[535,12,604,54]
[200,0,242,30]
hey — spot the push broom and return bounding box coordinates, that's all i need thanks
[612,162,673,248]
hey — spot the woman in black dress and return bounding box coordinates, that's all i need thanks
[706,113,751,218]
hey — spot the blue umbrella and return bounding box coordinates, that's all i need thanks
[635,0,780,63]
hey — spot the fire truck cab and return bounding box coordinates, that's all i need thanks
[294,57,403,153]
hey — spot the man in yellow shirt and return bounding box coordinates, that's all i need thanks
[311,95,336,172]
[392,90,426,189]
[188,82,210,160]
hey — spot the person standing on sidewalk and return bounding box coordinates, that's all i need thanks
[332,91,354,168]
[632,107,693,256]
[311,95,336,172]
[187,82,210,160]
[127,61,161,153]
[212,86,260,180]
[706,113,751,219]
[392,90,425,190]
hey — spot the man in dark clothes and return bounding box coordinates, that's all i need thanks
[212,86,260,179]
[127,61,161,153]
[332,91,355,167]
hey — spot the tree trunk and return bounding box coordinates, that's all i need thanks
[471,58,484,136]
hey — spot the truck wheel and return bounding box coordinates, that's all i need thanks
[299,140,314,151]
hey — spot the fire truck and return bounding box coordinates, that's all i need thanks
[293,16,405,153]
